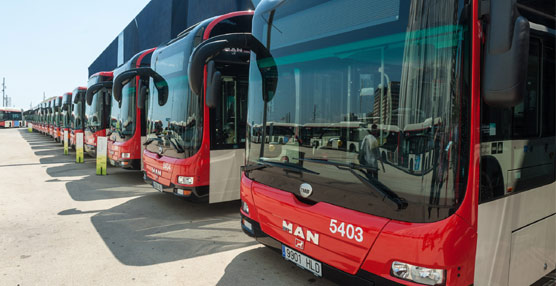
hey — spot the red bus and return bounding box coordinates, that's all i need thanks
[84,72,113,157]
[39,101,49,134]
[108,48,155,169]
[116,11,253,202]
[53,93,70,143]
[0,108,23,128]
[69,87,87,149]
[36,102,45,133]
[48,97,61,139]
[193,0,554,285]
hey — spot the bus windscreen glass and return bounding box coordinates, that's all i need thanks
[146,38,203,158]
[245,0,470,222]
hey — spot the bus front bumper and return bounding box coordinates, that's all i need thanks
[240,213,403,286]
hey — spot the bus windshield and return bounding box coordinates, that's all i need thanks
[245,0,470,222]
[119,84,136,136]
[73,101,84,130]
[109,83,136,138]
[146,35,203,158]
[85,92,104,128]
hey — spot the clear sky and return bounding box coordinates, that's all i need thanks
[0,0,151,110]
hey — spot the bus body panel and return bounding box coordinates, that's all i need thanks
[363,215,476,286]
[475,181,556,285]
[143,148,209,190]
[70,129,83,148]
[84,129,106,156]
[244,176,390,275]
[209,149,244,203]
[108,131,142,168]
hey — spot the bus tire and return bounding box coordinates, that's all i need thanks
[349,144,356,153]
[409,159,414,173]
[479,157,504,203]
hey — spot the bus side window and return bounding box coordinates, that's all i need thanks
[480,35,555,203]
[542,43,555,138]
[512,39,541,138]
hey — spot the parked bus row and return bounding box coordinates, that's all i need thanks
[23,1,555,285]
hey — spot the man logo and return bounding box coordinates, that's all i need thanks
[151,167,162,176]
[299,183,313,198]
[295,238,304,250]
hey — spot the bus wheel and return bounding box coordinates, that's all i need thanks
[480,170,504,202]
[349,144,356,153]
[479,159,504,202]
[409,159,414,173]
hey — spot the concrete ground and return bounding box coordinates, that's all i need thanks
[2,128,555,286]
[0,128,335,286]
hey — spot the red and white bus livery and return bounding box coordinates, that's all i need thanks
[108,48,155,169]
[84,72,113,157]
[0,108,23,128]
[69,87,87,149]
[191,0,556,285]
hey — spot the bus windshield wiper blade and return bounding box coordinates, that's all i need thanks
[168,137,185,153]
[241,162,267,173]
[298,158,408,210]
[144,137,163,146]
[243,159,320,175]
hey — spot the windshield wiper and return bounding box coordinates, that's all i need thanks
[242,158,320,175]
[144,136,163,146]
[167,137,185,153]
[116,130,126,139]
[298,158,408,210]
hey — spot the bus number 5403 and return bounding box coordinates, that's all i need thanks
[329,219,363,242]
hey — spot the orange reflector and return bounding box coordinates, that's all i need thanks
[507,187,513,192]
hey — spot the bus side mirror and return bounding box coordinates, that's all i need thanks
[73,93,82,104]
[113,70,139,103]
[138,85,148,110]
[188,33,278,103]
[86,82,113,106]
[114,67,168,107]
[482,0,529,107]
[206,61,221,109]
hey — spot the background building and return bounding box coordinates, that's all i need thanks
[88,0,255,76]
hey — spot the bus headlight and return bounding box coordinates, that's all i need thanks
[178,176,194,185]
[241,200,249,215]
[391,261,444,285]
[121,153,130,159]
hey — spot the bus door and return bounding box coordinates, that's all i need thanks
[209,75,248,203]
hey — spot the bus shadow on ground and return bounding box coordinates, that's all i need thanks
[83,193,256,266]
[63,168,149,201]
[20,129,258,267]
[216,247,334,286]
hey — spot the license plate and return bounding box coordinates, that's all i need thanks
[282,245,322,277]
[152,181,164,192]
